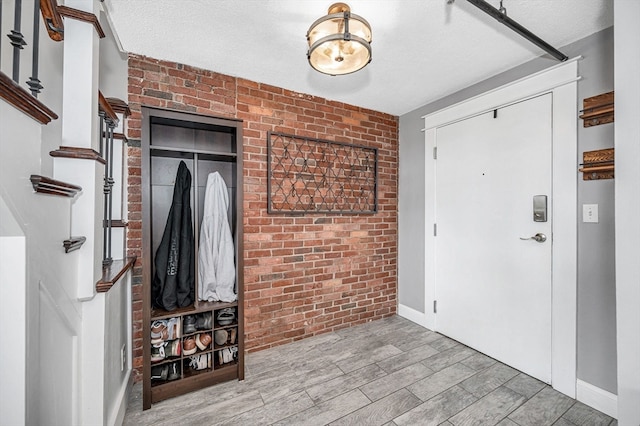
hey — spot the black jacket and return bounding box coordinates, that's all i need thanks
[152,160,195,311]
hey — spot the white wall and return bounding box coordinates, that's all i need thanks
[104,275,133,425]
[614,1,640,424]
[570,29,617,397]
[0,197,26,426]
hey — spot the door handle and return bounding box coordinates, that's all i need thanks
[520,233,547,243]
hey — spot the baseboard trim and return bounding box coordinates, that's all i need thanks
[398,303,430,329]
[107,369,132,426]
[576,379,617,419]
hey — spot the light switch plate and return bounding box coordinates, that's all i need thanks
[583,204,599,223]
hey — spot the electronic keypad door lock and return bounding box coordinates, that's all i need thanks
[533,195,547,222]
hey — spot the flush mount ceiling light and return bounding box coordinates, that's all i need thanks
[306,2,372,76]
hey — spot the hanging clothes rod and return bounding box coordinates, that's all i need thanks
[465,0,568,62]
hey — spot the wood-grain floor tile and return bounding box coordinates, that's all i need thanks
[276,389,371,425]
[507,386,575,426]
[407,363,477,401]
[394,385,477,426]
[449,386,526,426]
[305,363,387,403]
[360,362,434,401]
[330,389,421,426]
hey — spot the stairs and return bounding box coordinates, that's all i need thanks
[0,0,134,424]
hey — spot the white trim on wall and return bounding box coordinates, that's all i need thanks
[577,379,618,419]
[398,303,429,328]
[108,369,132,426]
[421,58,579,399]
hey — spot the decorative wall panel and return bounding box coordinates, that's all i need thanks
[267,131,377,214]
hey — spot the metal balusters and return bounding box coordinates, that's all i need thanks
[7,0,26,83]
[99,111,106,156]
[101,113,110,266]
[106,120,115,265]
[102,117,116,267]
[27,0,43,96]
[4,0,46,97]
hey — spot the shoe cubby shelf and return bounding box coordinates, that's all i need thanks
[214,321,238,329]
[141,108,244,409]
[151,300,238,321]
[150,307,239,388]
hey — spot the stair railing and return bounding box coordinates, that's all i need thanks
[99,92,119,267]
[0,0,61,124]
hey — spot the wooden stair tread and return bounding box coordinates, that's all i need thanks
[30,175,81,197]
[0,72,58,124]
[50,146,106,164]
[63,236,86,253]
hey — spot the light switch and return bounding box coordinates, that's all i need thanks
[583,204,599,223]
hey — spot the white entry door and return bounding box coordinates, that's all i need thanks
[435,93,552,383]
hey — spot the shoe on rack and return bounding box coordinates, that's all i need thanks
[151,344,166,363]
[202,353,211,370]
[167,362,180,381]
[196,333,212,351]
[229,346,238,362]
[183,315,197,334]
[218,350,224,366]
[151,364,168,381]
[222,348,233,364]
[196,312,212,330]
[220,347,238,364]
[189,355,199,371]
[214,329,228,346]
[189,353,210,371]
[183,336,197,355]
[229,328,237,345]
[217,308,235,326]
[167,317,181,340]
[165,339,181,357]
[150,320,168,345]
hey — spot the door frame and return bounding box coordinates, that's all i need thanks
[423,58,580,398]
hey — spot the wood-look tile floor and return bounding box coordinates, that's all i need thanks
[124,315,616,426]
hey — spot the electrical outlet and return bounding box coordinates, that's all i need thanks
[121,344,126,371]
[583,204,599,223]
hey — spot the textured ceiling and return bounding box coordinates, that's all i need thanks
[103,0,612,116]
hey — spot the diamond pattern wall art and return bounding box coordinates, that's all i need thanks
[267,132,377,214]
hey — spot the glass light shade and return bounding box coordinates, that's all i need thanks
[307,4,372,76]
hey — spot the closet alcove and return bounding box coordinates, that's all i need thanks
[140,107,244,409]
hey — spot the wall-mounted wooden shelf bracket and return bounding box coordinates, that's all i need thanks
[579,148,614,180]
[579,91,614,127]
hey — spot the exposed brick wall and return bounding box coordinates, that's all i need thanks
[126,54,398,382]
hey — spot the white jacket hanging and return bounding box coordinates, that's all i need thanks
[198,172,236,302]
